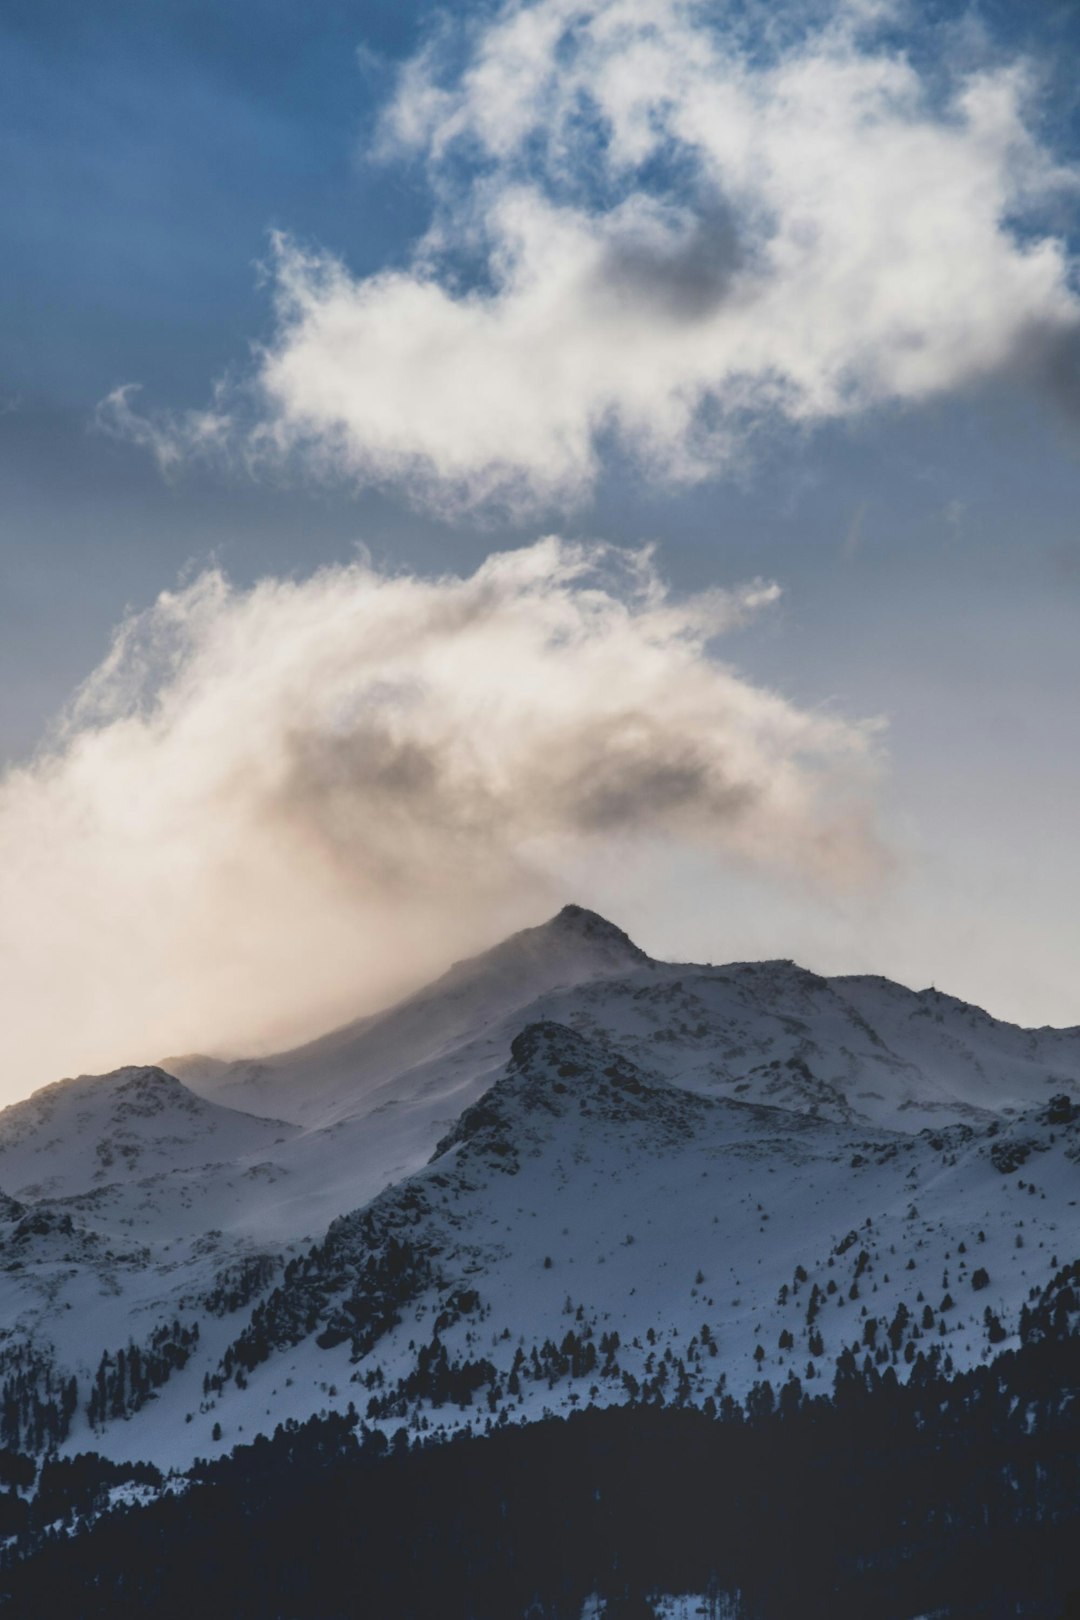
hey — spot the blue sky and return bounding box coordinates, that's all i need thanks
[2,0,1080,1091]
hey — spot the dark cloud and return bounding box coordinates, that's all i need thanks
[1030,319,1080,423]
[596,202,746,324]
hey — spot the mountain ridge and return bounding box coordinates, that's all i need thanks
[169,908,1080,1141]
[0,905,1078,1486]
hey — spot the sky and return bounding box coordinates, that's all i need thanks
[2,0,1079,1098]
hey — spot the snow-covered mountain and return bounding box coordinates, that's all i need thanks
[1,905,1078,1479]
[0,1065,297,1201]
[168,904,651,1126]
[166,902,1080,1220]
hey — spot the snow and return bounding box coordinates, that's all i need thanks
[580,1590,745,1617]
[0,1066,298,1201]
[0,905,1075,1477]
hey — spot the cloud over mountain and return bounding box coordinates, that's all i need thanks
[0,540,881,1094]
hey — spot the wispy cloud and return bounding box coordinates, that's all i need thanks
[0,540,882,1093]
[95,383,233,475]
[101,0,1080,512]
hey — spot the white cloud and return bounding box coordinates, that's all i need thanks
[96,383,233,476]
[0,540,882,1094]
[103,0,1080,510]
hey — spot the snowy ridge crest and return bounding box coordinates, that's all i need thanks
[431,1020,710,1167]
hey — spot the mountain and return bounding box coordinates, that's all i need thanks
[0,905,1078,1494]
[172,903,1080,1176]
[169,904,651,1127]
[0,1065,297,1201]
[88,1016,1080,1472]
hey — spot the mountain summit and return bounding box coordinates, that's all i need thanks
[542,903,650,962]
[434,903,651,993]
[176,904,1080,1144]
[174,905,654,1130]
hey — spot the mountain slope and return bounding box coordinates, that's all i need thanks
[75,1019,1080,1471]
[0,1066,298,1201]
[171,905,650,1128]
[543,960,1080,1129]
[1,906,1078,1483]
[173,904,1080,1185]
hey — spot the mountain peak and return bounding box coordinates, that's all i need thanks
[430,1018,706,1167]
[543,904,650,962]
[431,904,650,999]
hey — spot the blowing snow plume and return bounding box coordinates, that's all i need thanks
[0,540,882,1098]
